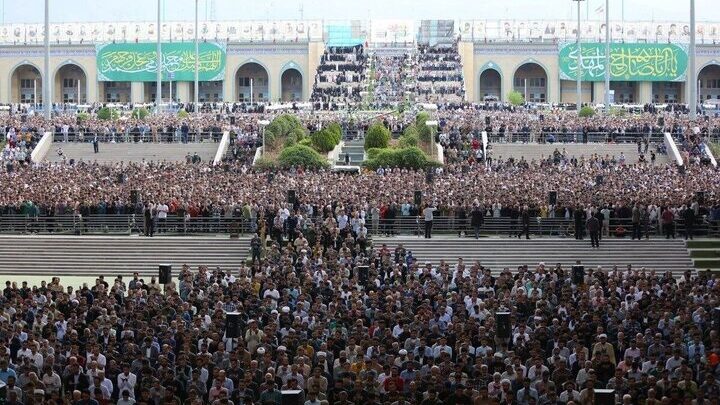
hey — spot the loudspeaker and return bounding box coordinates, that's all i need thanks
[425,168,434,184]
[230,116,236,125]
[267,172,275,183]
[595,175,604,186]
[657,116,665,127]
[572,265,585,285]
[280,390,304,405]
[696,191,705,205]
[287,190,296,204]
[485,116,491,125]
[594,389,615,405]
[130,190,139,205]
[216,114,221,121]
[414,190,422,206]
[158,264,172,284]
[539,114,544,122]
[117,173,125,184]
[713,307,720,334]
[225,312,242,338]
[496,312,511,339]
[548,191,557,205]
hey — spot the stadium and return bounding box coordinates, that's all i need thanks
[1,3,720,405]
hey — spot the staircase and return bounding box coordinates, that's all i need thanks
[372,237,695,277]
[0,235,249,277]
[686,240,720,270]
[46,142,220,164]
[336,139,366,166]
[490,143,670,165]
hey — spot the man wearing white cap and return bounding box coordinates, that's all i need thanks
[591,333,616,365]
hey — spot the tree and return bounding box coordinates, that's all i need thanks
[311,128,339,153]
[363,146,438,170]
[264,114,307,152]
[364,122,391,150]
[131,107,149,120]
[415,112,435,143]
[578,106,596,118]
[96,107,118,121]
[76,112,90,123]
[277,145,328,169]
[508,91,525,106]
[398,125,419,148]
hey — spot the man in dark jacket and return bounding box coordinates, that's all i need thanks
[587,215,600,248]
[683,205,696,240]
[471,204,484,239]
[518,205,531,239]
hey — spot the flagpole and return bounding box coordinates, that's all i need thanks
[604,0,610,113]
[156,0,162,112]
[43,0,50,120]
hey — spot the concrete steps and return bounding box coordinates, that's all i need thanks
[46,142,220,164]
[0,236,249,277]
[336,140,366,166]
[372,237,694,276]
[489,143,671,165]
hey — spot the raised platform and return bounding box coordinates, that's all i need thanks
[373,236,694,276]
[46,142,220,164]
[490,143,671,165]
[0,235,249,277]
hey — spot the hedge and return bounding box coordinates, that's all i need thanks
[177,109,189,118]
[131,107,150,120]
[363,146,439,170]
[415,112,434,143]
[578,106,595,118]
[364,122,391,150]
[311,128,339,153]
[277,145,328,169]
[96,107,119,121]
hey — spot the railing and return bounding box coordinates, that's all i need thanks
[51,130,223,144]
[484,131,666,144]
[1,214,718,238]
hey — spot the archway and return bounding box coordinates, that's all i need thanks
[699,64,720,101]
[280,68,303,102]
[54,63,87,103]
[10,64,42,103]
[478,68,501,100]
[236,62,269,103]
[513,63,547,103]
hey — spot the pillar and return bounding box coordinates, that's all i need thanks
[130,82,144,104]
[592,82,606,104]
[458,41,475,102]
[638,81,652,104]
[176,82,190,103]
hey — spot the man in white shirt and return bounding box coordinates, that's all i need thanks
[117,364,137,399]
[156,203,168,233]
[422,204,437,239]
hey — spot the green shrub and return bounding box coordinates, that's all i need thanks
[508,91,525,106]
[278,145,328,169]
[364,122,391,150]
[415,113,435,143]
[326,122,343,144]
[311,128,339,153]
[96,107,118,121]
[76,111,90,123]
[299,137,313,147]
[177,108,189,118]
[264,114,308,152]
[363,146,437,170]
[254,157,277,170]
[399,125,420,148]
[131,107,150,120]
[578,106,595,118]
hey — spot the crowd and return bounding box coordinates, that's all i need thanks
[1,203,720,405]
[310,45,368,110]
[2,123,40,164]
[371,53,412,110]
[413,43,466,104]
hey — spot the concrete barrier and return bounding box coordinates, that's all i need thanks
[213,131,230,166]
[664,132,684,167]
[703,143,718,168]
[30,131,53,163]
[328,141,345,168]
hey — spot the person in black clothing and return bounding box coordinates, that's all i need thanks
[683,205,696,240]
[587,215,600,248]
[250,233,262,263]
[92,135,99,153]
[143,203,154,237]
[518,206,531,239]
[574,206,586,240]
[345,152,350,165]
[471,204,484,239]
[509,206,519,237]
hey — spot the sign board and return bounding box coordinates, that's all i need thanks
[558,43,688,82]
[97,42,226,82]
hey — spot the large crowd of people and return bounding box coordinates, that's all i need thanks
[310,45,369,110]
[413,43,466,105]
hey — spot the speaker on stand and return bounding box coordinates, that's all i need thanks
[158,264,172,284]
[495,312,511,340]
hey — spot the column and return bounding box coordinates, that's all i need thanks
[130,82,144,103]
[176,82,191,103]
[592,81,605,104]
[638,81,652,104]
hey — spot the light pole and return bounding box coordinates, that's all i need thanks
[689,0,697,119]
[156,0,162,113]
[604,0,610,113]
[573,0,584,111]
[194,0,199,107]
[43,0,50,120]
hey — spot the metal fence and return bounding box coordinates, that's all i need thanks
[1,214,718,238]
[51,130,223,144]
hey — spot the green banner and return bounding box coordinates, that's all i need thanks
[97,42,226,82]
[558,43,688,82]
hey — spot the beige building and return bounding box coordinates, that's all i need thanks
[460,41,720,105]
[0,41,324,104]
